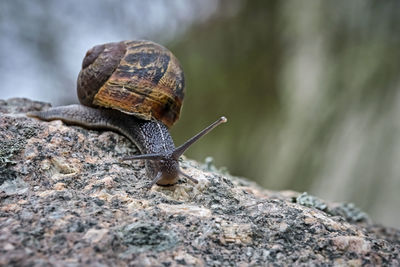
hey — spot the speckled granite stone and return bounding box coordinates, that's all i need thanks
[0,98,399,266]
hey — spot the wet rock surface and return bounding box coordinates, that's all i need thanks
[0,98,399,266]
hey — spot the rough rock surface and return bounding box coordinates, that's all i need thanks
[0,98,399,266]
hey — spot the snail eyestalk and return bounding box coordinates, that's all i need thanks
[179,170,199,184]
[121,153,164,161]
[122,116,227,162]
[147,172,162,188]
[173,116,227,159]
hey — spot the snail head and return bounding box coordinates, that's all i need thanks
[122,116,227,187]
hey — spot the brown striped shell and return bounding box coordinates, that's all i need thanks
[77,40,185,128]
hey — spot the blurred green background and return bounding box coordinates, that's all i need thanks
[1,0,399,228]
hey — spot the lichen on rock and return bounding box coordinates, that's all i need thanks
[0,98,399,266]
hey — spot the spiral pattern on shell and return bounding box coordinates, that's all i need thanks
[77,40,185,128]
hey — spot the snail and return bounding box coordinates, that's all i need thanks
[28,40,226,188]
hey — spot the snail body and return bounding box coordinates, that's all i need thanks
[28,40,226,187]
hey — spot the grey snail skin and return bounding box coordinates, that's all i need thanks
[28,40,227,187]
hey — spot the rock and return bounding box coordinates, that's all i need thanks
[0,98,399,266]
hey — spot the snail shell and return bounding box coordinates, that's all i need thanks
[77,40,184,128]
